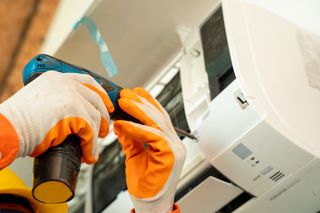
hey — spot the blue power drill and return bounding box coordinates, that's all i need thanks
[23,54,138,122]
[23,54,142,204]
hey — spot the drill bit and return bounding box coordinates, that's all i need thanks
[174,127,198,141]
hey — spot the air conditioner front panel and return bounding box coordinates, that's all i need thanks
[222,0,320,154]
[197,80,261,161]
[212,120,313,196]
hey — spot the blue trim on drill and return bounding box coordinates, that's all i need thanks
[22,54,120,106]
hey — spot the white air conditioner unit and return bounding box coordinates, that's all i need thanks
[175,1,320,213]
[60,0,320,212]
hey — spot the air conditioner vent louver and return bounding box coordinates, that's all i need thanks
[269,171,285,182]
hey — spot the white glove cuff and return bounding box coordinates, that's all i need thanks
[131,189,176,213]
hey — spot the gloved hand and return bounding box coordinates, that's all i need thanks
[114,87,186,213]
[0,71,114,168]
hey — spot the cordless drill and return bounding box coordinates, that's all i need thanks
[23,54,140,204]
[23,54,195,204]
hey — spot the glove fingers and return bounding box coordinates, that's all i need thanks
[119,88,172,132]
[99,117,109,137]
[30,117,98,164]
[78,99,104,162]
[81,83,115,113]
[114,120,173,158]
[31,95,102,164]
[120,88,163,113]
[133,87,164,112]
[134,87,176,132]
[120,88,142,103]
[114,120,175,198]
[77,83,112,137]
[65,73,115,113]
[113,120,145,159]
[118,97,160,129]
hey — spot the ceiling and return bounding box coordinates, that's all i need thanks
[0,0,59,102]
[55,0,218,88]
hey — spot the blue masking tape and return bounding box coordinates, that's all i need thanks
[73,16,118,77]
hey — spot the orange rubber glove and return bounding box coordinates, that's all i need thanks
[0,71,114,168]
[114,87,186,213]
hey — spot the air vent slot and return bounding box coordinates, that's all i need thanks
[200,6,236,101]
[269,171,285,182]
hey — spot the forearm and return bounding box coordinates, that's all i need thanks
[0,113,19,169]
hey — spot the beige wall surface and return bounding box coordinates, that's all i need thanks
[0,0,59,102]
